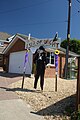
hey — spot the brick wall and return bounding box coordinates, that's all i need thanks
[6,38,25,55]
[45,55,66,78]
[45,66,56,78]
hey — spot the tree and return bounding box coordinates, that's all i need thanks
[60,39,80,54]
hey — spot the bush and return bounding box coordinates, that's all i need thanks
[70,110,80,120]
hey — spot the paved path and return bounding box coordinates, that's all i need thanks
[0,72,43,120]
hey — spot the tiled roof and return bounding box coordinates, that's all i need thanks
[58,47,80,57]
[16,33,39,41]
[45,46,80,57]
[0,32,11,40]
[16,33,28,40]
[0,47,5,54]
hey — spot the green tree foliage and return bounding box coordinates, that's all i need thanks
[60,39,80,54]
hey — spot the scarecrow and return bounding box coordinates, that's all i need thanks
[33,46,47,91]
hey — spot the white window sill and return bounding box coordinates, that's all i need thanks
[46,64,55,67]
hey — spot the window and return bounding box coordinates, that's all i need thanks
[46,52,55,66]
[0,56,3,61]
[0,42,4,47]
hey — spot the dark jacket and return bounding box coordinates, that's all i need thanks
[33,49,47,74]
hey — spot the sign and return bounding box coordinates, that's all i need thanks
[25,39,59,49]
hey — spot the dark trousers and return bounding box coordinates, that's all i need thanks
[34,71,44,90]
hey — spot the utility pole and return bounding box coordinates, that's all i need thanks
[76,57,80,111]
[65,0,72,79]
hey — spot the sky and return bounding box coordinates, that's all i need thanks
[0,0,80,40]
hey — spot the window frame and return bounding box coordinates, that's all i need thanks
[0,42,4,47]
[46,52,55,66]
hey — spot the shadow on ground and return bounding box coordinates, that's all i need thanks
[0,87,37,93]
[31,94,76,117]
[0,71,31,78]
[0,86,76,117]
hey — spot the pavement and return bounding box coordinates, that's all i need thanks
[0,71,43,120]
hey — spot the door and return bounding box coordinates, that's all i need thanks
[9,51,32,74]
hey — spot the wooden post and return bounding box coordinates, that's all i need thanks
[21,72,25,89]
[76,57,80,110]
[55,51,60,92]
[55,72,57,92]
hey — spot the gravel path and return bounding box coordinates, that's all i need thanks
[9,75,77,120]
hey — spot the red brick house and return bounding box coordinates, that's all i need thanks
[2,33,79,78]
[0,32,11,67]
